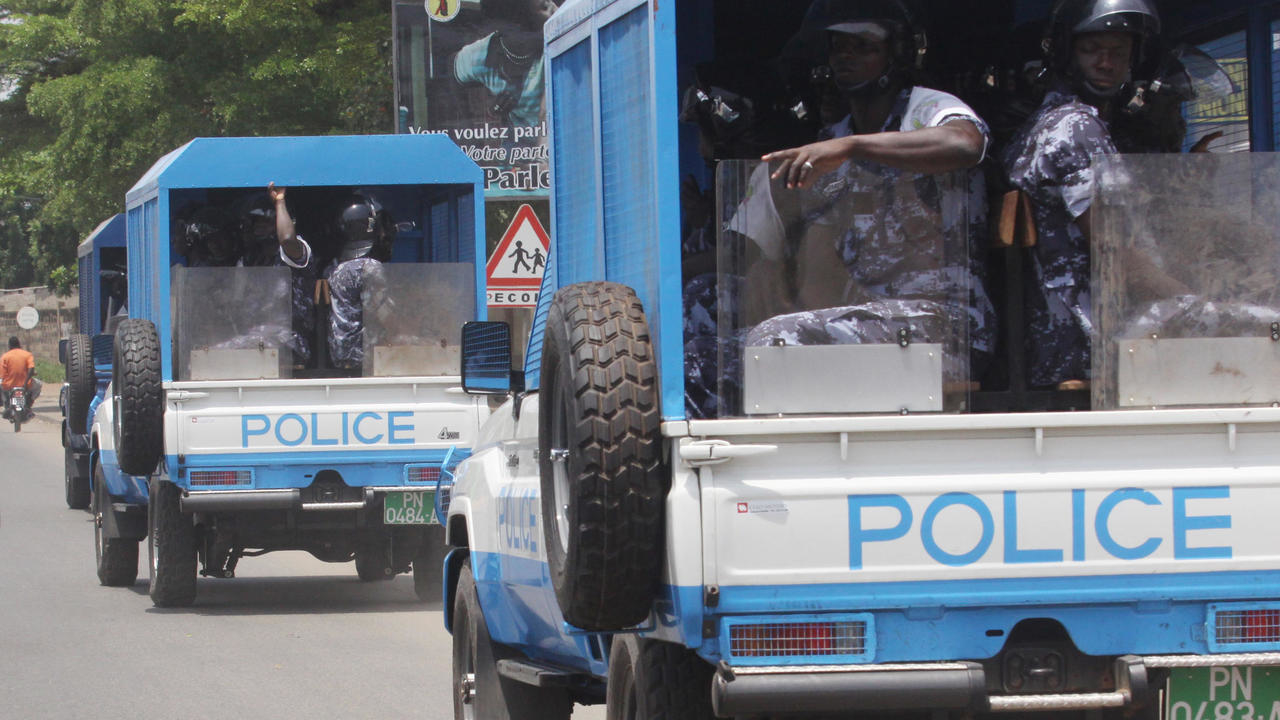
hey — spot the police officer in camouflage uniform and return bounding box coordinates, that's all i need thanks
[238,184,318,366]
[324,193,393,370]
[1001,0,1161,389]
[746,0,996,380]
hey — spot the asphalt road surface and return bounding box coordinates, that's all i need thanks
[0,406,605,719]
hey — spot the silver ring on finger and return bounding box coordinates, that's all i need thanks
[802,160,815,171]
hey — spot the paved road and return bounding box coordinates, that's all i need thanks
[0,407,605,719]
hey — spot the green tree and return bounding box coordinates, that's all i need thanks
[0,0,392,289]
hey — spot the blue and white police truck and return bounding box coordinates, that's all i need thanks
[62,213,127,511]
[89,135,490,606]
[443,1,1280,718]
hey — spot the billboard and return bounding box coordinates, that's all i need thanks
[392,0,554,198]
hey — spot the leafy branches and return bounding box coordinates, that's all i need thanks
[0,0,392,288]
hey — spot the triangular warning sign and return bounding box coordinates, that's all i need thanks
[486,204,550,289]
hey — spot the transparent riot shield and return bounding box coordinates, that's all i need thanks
[1093,153,1280,408]
[361,262,476,377]
[174,266,293,380]
[702,159,979,417]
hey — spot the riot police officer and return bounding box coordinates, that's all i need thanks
[323,193,393,370]
[1001,0,1162,390]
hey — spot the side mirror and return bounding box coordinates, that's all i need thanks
[58,338,68,365]
[461,321,525,395]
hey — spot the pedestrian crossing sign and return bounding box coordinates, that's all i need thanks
[485,204,550,308]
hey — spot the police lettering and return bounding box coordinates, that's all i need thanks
[847,487,1232,569]
[241,411,416,448]
[497,488,539,554]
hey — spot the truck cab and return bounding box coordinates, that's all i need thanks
[89,134,490,606]
[445,1,1280,719]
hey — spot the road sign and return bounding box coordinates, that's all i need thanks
[485,204,549,309]
[15,306,38,330]
[425,0,460,22]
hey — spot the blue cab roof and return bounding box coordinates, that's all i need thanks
[125,134,482,207]
[77,213,125,258]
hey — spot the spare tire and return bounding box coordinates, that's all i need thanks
[538,282,664,631]
[112,319,163,476]
[65,333,94,434]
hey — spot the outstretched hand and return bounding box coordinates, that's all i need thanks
[762,138,851,189]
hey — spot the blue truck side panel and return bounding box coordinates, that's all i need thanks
[543,0,685,419]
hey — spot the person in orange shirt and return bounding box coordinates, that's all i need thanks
[1,336,40,419]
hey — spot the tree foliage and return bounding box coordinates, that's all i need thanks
[0,0,393,288]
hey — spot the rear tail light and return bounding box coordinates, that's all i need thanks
[189,470,252,487]
[1213,606,1280,648]
[406,466,441,484]
[725,615,872,664]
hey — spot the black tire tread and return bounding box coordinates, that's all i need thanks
[65,333,94,434]
[65,447,90,509]
[453,560,571,720]
[114,319,163,476]
[95,467,139,587]
[355,551,391,582]
[540,281,665,631]
[607,636,714,720]
[148,478,197,607]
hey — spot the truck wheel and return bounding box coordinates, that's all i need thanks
[452,559,571,720]
[355,551,392,582]
[113,319,163,477]
[66,333,94,434]
[94,464,139,587]
[412,525,448,602]
[65,447,90,509]
[147,478,197,607]
[605,635,714,720]
[538,282,664,631]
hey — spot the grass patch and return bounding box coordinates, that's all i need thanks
[35,358,64,384]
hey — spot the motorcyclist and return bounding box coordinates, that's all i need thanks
[1,336,40,419]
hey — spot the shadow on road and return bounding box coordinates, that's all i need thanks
[124,574,441,616]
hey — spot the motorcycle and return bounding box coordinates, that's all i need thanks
[8,384,31,432]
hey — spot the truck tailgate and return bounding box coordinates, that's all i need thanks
[687,409,1280,611]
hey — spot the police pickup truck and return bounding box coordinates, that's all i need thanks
[89,135,489,607]
[440,1,1280,718]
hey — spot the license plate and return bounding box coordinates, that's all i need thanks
[1167,667,1280,720]
[383,491,437,525]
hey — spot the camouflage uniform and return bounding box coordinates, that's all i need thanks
[1002,84,1117,386]
[325,257,387,369]
[683,273,744,419]
[748,87,997,381]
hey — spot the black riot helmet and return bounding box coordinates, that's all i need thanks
[243,195,276,240]
[1044,0,1161,89]
[336,194,390,262]
[185,206,239,265]
[802,0,926,96]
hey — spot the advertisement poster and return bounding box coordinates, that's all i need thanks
[393,0,556,333]
[393,0,554,197]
